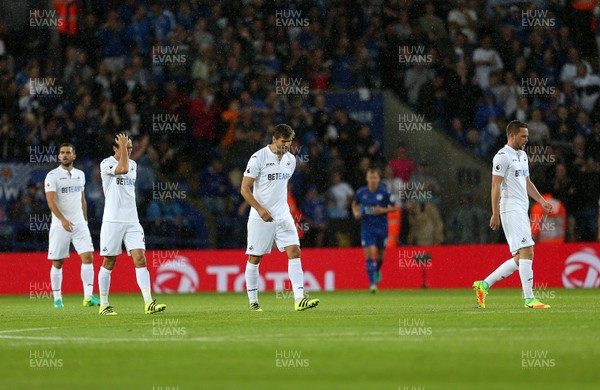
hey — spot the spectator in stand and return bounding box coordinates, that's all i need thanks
[573,63,600,114]
[575,110,594,137]
[446,192,488,244]
[472,35,504,90]
[199,158,231,219]
[418,73,449,130]
[418,2,448,40]
[447,0,478,44]
[449,117,468,146]
[327,171,354,220]
[548,162,572,207]
[301,184,328,247]
[404,61,433,107]
[527,109,550,144]
[146,197,187,237]
[389,143,416,183]
[406,200,444,246]
[97,10,128,75]
[586,122,600,163]
[408,161,442,209]
[569,158,600,242]
[189,85,221,169]
[560,47,593,83]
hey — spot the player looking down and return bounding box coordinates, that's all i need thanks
[241,124,320,312]
[44,143,99,309]
[473,120,552,309]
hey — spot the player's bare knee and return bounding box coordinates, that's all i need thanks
[102,257,116,270]
[132,255,146,267]
[80,252,94,264]
[248,255,261,265]
[286,246,301,259]
[52,260,64,269]
[520,246,534,260]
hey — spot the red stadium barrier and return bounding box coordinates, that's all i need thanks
[1,244,599,295]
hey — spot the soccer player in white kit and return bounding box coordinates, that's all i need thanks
[241,124,320,311]
[44,143,99,309]
[473,120,553,309]
[98,133,166,315]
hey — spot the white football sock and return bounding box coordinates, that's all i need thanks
[98,266,112,306]
[519,259,534,299]
[484,258,518,287]
[81,263,94,299]
[288,258,305,301]
[245,262,259,303]
[50,266,62,301]
[135,267,153,302]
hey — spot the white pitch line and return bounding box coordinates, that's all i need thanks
[0,327,55,334]
[0,328,400,344]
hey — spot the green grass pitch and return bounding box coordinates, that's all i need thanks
[1,289,599,390]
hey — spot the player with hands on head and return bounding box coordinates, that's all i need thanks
[97,133,166,315]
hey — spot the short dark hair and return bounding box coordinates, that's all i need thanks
[366,167,382,177]
[59,143,75,154]
[272,124,295,140]
[506,120,527,137]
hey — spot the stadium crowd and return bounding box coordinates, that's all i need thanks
[1,0,599,250]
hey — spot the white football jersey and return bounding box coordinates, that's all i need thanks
[492,145,530,213]
[244,145,296,220]
[44,166,86,226]
[100,156,139,222]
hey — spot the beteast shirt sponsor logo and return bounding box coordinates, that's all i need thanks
[60,185,84,193]
[515,169,528,177]
[116,177,136,185]
[267,172,292,181]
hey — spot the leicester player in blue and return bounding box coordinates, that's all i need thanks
[352,167,398,293]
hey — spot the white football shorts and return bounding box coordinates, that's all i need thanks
[246,215,299,256]
[48,222,94,260]
[501,210,535,255]
[100,221,145,256]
